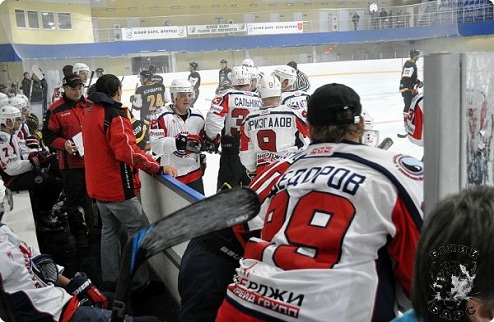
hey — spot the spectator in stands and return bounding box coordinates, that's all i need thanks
[287,60,311,92]
[0,223,160,322]
[352,12,360,30]
[83,74,177,292]
[393,185,494,322]
[379,8,389,28]
[31,70,48,115]
[43,73,92,248]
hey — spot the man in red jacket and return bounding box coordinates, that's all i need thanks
[42,73,92,248]
[82,74,177,292]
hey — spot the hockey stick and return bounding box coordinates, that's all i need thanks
[111,187,260,322]
[378,137,394,150]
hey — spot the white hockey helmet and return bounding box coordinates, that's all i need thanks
[0,93,9,107]
[272,65,296,87]
[241,59,255,68]
[231,66,252,86]
[259,75,281,99]
[170,79,194,99]
[0,105,22,126]
[8,96,29,110]
[73,63,90,75]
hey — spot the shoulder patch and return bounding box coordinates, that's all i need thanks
[393,154,423,180]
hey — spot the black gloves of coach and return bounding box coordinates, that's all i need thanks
[175,133,202,154]
[65,272,109,308]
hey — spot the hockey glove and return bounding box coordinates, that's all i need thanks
[203,134,221,153]
[29,151,56,171]
[31,254,59,285]
[65,272,109,308]
[176,133,202,154]
[26,135,41,150]
[200,153,207,176]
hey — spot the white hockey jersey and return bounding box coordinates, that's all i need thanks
[0,224,72,321]
[205,89,262,139]
[218,142,424,322]
[239,104,308,173]
[149,105,205,184]
[406,92,424,147]
[280,89,310,119]
[0,130,34,177]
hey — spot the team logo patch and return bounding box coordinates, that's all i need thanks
[309,145,333,155]
[426,244,479,320]
[394,154,423,180]
[0,134,7,144]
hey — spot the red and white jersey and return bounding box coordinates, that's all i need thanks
[218,142,424,322]
[205,89,262,139]
[239,104,308,173]
[14,123,32,159]
[0,224,72,321]
[406,92,424,147]
[280,89,310,119]
[0,130,33,177]
[149,105,205,184]
[51,81,63,104]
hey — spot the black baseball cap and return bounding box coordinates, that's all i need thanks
[307,83,362,126]
[62,74,84,88]
[220,59,227,64]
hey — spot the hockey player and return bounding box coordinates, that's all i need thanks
[239,75,308,176]
[242,58,262,93]
[0,93,9,107]
[273,65,310,119]
[205,65,262,190]
[149,79,206,194]
[216,83,424,321]
[216,59,232,94]
[131,70,167,122]
[405,91,424,147]
[131,70,168,150]
[0,223,160,322]
[188,62,201,107]
[148,64,164,84]
[73,63,91,96]
[0,105,61,231]
[51,64,73,104]
[398,49,422,137]
[8,95,40,159]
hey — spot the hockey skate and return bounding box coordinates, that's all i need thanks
[35,210,65,232]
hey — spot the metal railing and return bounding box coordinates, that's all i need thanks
[92,1,493,43]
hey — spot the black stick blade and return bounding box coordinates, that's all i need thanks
[136,187,260,265]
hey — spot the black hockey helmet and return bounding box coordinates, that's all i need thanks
[220,59,227,64]
[139,69,152,78]
[409,49,421,59]
[189,61,198,70]
[287,61,298,70]
[148,65,157,73]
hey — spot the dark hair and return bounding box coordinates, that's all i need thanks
[287,61,298,70]
[95,74,121,98]
[62,65,73,77]
[412,186,494,322]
